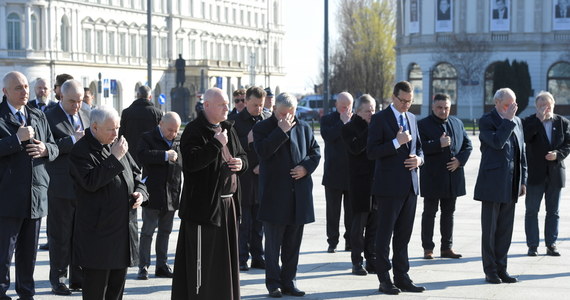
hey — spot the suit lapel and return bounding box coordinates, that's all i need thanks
[55,105,75,133]
[289,123,302,165]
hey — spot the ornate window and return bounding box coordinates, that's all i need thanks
[7,13,22,50]
[432,63,457,104]
[31,14,40,50]
[484,62,502,105]
[408,63,423,105]
[547,62,570,105]
[61,16,71,52]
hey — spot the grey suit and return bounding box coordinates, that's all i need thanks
[45,105,90,288]
[474,109,527,276]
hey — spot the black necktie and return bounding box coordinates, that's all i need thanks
[16,111,25,126]
[399,114,408,131]
[38,102,46,111]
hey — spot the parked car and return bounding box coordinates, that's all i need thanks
[297,94,337,119]
[296,106,320,121]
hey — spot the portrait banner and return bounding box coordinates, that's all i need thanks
[409,0,420,34]
[435,0,453,33]
[490,0,510,32]
[553,0,570,30]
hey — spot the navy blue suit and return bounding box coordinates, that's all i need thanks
[367,106,423,282]
[254,115,320,292]
[320,111,352,249]
[474,109,526,277]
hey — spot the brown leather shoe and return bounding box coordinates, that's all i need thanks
[423,249,434,259]
[441,249,462,259]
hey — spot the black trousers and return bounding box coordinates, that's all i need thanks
[239,203,264,264]
[82,267,127,300]
[264,223,304,292]
[374,190,417,281]
[481,200,516,276]
[325,187,352,248]
[0,217,40,300]
[47,194,82,287]
[421,197,457,251]
[350,207,377,266]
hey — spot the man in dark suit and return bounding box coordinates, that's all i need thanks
[228,88,246,117]
[27,78,57,112]
[263,87,274,113]
[69,106,148,299]
[474,88,526,284]
[254,93,321,298]
[437,0,451,20]
[321,92,353,253]
[367,81,425,295]
[0,71,59,300]
[555,0,570,18]
[53,73,73,101]
[44,79,90,295]
[341,94,377,276]
[492,0,508,19]
[229,86,271,271]
[136,112,182,280]
[120,85,163,166]
[522,91,570,257]
[418,94,472,260]
[172,88,247,299]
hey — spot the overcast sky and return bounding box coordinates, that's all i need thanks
[282,0,339,94]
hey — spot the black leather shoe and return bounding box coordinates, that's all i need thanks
[547,245,561,256]
[394,279,426,292]
[352,264,368,276]
[69,283,82,291]
[39,242,49,250]
[251,259,266,269]
[137,267,149,280]
[283,287,305,297]
[327,246,336,253]
[155,266,174,278]
[379,281,400,295]
[498,272,518,283]
[240,263,249,271]
[485,274,501,284]
[441,249,462,259]
[52,283,72,295]
[528,246,538,256]
[268,288,282,298]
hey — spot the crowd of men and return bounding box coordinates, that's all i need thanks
[0,71,568,300]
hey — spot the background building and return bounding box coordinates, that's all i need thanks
[396,0,570,119]
[0,0,285,121]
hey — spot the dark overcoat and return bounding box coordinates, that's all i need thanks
[45,105,90,200]
[69,128,148,269]
[179,112,248,227]
[0,100,58,218]
[418,114,472,198]
[341,114,375,213]
[474,109,527,203]
[320,111,349,190]
[253,115,321,225]
[523,114,570,188]
[367,107,423,197]
[228,108,271,206]
[136,127,182,211]
[119,98,163,163]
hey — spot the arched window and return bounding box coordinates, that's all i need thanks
[408,63,423,106]
[484,62,502,106]
[547,62,570,105]
[61,16,71,52]
[273,1,279,25]
[432,63,457,104]
[7,13,22,50]
[31,14,40,50]
[273,41,279,67]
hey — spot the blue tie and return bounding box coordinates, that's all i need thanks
[16,111,25,126]
[399,114,407,131]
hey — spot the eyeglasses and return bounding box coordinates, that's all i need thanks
[234,98,245,103]
[395,95,413,104]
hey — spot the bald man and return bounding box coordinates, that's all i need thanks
[0,71,59,300]
[320,92,354,253]
[28,78,58,112]
[172,88,248,299]
[136,112,183,280]
[45,79,90,295]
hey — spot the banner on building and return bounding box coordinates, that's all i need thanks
[490,0,510,32]
[553,0,570,30]
[409,0,420,34]
[435,0,453,33]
